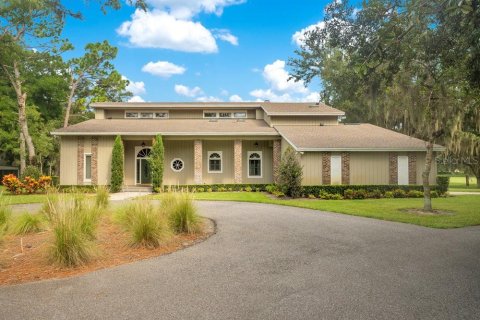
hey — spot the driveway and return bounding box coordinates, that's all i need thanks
[1,201,479,320]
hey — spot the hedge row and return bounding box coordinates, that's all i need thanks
[301,184,442,196]
[159,184,269,193]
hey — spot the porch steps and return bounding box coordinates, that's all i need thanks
[122,186,153,193]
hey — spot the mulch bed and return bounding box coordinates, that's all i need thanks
[403,208,455,216]
[0,217,215,286]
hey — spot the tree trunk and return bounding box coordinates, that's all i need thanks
[63,76,77,128]
[12,61,36,165]
[466,175,470,187]
[19,132,26,175]
[422,141,434,211]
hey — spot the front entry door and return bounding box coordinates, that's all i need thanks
[139,159,151,184]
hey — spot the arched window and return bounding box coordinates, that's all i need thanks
[248,151,262,178]
[136,148,151,158]
[208,151,222,173]
[171,158,184,172]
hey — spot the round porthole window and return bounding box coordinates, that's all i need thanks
[171,158,184,172]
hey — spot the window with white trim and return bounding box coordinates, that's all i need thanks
[171,158,184,172]
[140,112,153,118]
[154,112,169,118]
[203,111,247,119]
[233,112,247,118]
[219,112,232,118]
[208,151,222,173]
[84,153,92,182]
[248,151,262,178]
[125,112,138,118]
[204,112,217,118]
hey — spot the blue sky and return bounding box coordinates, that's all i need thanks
[62,0,335,103]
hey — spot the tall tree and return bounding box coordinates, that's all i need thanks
[0,0,79,173]
[63,41,130,128]
[289,0,473,211]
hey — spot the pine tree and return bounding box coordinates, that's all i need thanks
[149,134,164,190]
[278,146,303,198]
[110,135,124,192]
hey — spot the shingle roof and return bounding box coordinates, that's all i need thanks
[276,124,445,151]
[52,119,279,136]
[90,101,345,115]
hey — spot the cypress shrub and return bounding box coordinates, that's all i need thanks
[149,134,165,190]
[278,146,303,198]
[110,135,124,193]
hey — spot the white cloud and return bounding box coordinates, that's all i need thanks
[142,61,186,77]
[213,29,239,46]
[117,9,218,53]
[146,0,245,19]
[174,84,204,97]
[292,21,325,47]
[128,95,145,102]
[262,60,308,94]
[122,75,146,95]
[249,59,320,102]
[196,96,222,102]
[229,94,243,102]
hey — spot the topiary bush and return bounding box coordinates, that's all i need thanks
[149,134,165,191]
[436,176,449,194]
[110,135,124,193]
[278,146,303,198]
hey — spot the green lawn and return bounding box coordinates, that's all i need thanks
[0,193,49,205]
[448,176,480,192]
[148,192,480,229]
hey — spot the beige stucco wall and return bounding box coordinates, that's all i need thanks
[97,136,114,185]
[163,140,195,185]
[59,136,78,185]
[270,116,339,126]
[202,140,235,184]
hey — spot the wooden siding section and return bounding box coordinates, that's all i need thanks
[59,136,78,185]
[163,140,195,185]
[202,140,235,184]
[242,140,274,184]
[97,136,114,185]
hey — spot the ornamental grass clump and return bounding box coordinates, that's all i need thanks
[115,201,171,248]
[167,192,201,234]
[95,185,110,209]
[46,194,99,267]
[11,213,45,235]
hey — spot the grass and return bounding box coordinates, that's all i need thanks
[115,201,171,248]
[147,192,480,229]
[46,194,99,266]
[447,176,480,192]
[11,213,45,235]
[95,185,109,209]
[166,192,201,234]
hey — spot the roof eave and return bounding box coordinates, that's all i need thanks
[51,131,279,136]
[295,147,446,152]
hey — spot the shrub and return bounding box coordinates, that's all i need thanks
[21,165,41,180]
[11,213,45,235]
[95,185,109,209]
[272,190,285,198]
[167,193,201,234]
[110,135,124,193]
[265,184,278,193]
[2,174,24,194]
[0,199,12,232]
[218,187,226,192]
[245,186,252,192]
[368,189,383,199]
[197,187,205,192]
[307,194,316,199]
[384,191,394,198]
[343,189,355,200]
[393,189,407,198]
[436,176,449,194]
[228,187,233,192]
[46,194,99,266]
[149,134,165,190]
[430,190,439,198]
[278,146,303,198]
[115,201,171,248]
[353,189,367,199]
[207,187,213,192]
[255,188,260,192]
[325,193,343,200]
[407,190,423,198]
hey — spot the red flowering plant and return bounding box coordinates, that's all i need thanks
[1,174,24,194]
[2,174,52,194]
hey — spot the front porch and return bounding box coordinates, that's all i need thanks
[121,137,281,187]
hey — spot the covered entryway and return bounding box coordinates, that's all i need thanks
[135,147,152,185]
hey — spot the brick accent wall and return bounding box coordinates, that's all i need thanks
[341,152,350,185]
[272,140,281,184]
[194,140,203,184]
[322,152,331,184]
[389,152,398,185]
[91,137,98,185]
[408,153,417,184]
[77,137,84,185]
[234,140,242,183]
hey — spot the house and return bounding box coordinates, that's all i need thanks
[51,102,443,188]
